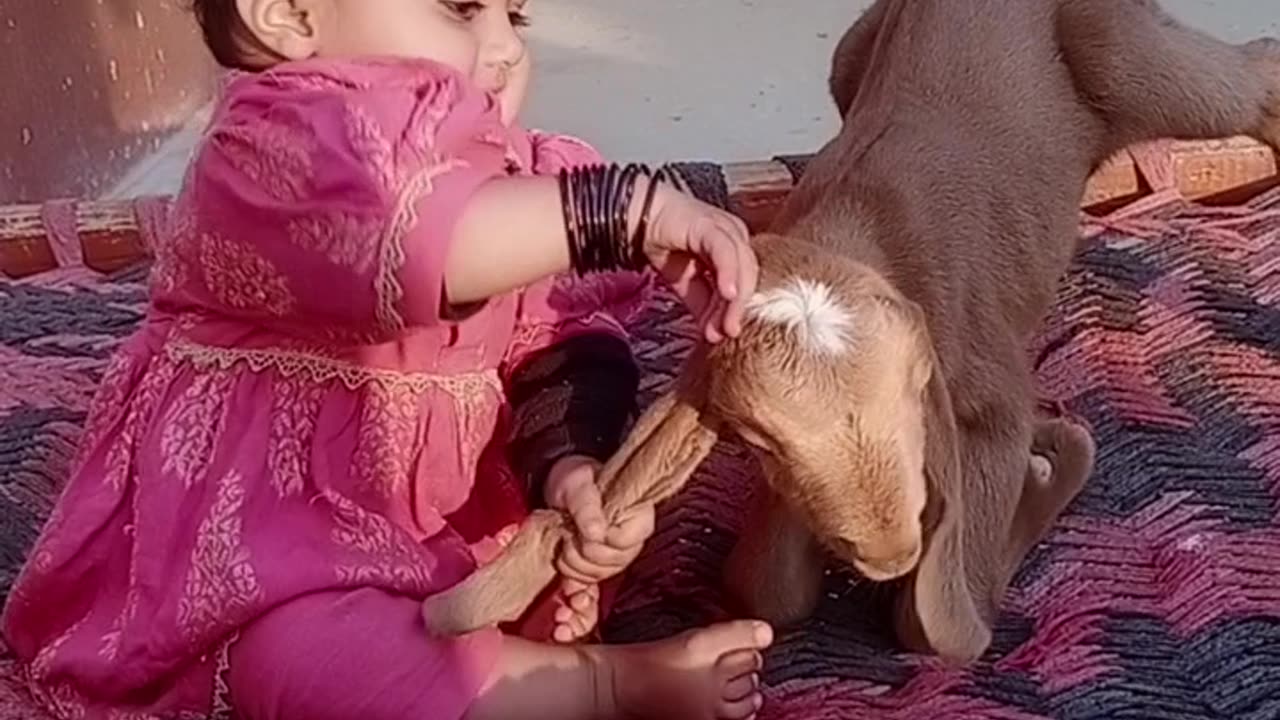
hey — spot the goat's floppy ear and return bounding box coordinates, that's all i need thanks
[894,363,992,665]
[599,359,721,518]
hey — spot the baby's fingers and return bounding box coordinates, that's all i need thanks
[699,217,756,339]
[552,585,599,643]
[557,539,631,583]
[607,504,656,548]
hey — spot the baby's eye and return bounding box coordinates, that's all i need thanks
[509,10,531,28]
[442,0,484,21]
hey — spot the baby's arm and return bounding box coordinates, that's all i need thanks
[501,132,657,642]
[178,60,750,343]
[179,63,628,335]
[504,131,647,503]
[506,333,639,501]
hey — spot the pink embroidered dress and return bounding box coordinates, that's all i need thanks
[3,57,648,720]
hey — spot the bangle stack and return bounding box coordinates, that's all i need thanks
[558,163,685,276]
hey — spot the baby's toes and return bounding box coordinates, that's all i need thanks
[722,672,760,702]
[552,595,599,643]
[714,649,764,718]
[715,647,763,679]
[718,691,763,720]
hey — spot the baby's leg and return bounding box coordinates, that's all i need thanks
[227,587,772,720]
[1056,0,1280,150]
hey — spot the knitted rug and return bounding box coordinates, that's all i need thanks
[2,182,1279,719]
[602,182,1280,719]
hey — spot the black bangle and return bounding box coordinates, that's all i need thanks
[632,165,673,268]
[558,169,581,272]
[613,163,643,271]
[560,163,659,276]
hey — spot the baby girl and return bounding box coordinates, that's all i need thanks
[2,1,771,719]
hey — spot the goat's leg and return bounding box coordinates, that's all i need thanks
[1056,0,1280,151]
[1006,416,1095,566]
[724,482,825,628]
[422,510,567,636]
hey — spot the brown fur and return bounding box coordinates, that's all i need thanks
[722,0,1280,664]
[421,0,1280,662]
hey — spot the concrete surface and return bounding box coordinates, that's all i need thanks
[523,0,1278,163]
[108,0,1279,198]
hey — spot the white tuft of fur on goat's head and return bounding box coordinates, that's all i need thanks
[747,277,854,355]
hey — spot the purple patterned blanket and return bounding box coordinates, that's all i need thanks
[2,184,1279,719]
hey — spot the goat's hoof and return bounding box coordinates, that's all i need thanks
[1028,454,1053,488]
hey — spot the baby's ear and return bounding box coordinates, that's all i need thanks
[236,0,321,61]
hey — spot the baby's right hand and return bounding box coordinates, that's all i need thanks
[640,183,758,343]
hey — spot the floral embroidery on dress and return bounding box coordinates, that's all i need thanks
[210,122,316,203]
[104,356,181,491]
[405,74,457,159]
[160,366,236,488]
[98,598,130,664]
[268,376,327,498]
[27,499,66,577]
[149,192,197,296]
[351,382,420,498]
[29,679,87,720]
[208,632,239,720]
[452,379,502,490]
[176,470,264,643]
[345,103,398,192]
[72,352,140,474]
[374,157,470,334]
[100,472,146,663]
[286,211,381,274]
[199,233,296,317]
[327,490,434,594]
[29,615,91,720]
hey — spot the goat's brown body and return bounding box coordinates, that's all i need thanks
[723,0,1280,662]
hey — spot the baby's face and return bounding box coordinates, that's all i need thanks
[313,0,531,122]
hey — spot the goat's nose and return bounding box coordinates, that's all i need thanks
[844,536,922,582]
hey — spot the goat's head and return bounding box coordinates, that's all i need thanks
[706,234,939,582]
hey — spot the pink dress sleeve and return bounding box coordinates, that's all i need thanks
[498,132,652,498]
[501,131,652,373]
[171,59,511,340]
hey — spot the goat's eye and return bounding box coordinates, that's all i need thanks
[735,424,775,453]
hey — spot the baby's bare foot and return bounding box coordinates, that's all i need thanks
[592,620,774,720]
[553,580,600,643]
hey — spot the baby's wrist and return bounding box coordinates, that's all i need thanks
[558,164,682,276]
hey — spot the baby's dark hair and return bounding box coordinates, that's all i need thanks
[189,0,270,71]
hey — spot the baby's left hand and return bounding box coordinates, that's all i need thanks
[544,455,656,643]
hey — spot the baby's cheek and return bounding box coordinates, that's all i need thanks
[498,58,531,125]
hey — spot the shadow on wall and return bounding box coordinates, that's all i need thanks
[0,0,215,203]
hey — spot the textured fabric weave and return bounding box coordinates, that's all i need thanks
[2,180,1279,718]
[600,184,1280,720]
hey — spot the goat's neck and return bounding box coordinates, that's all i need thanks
[783,200,894,280]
